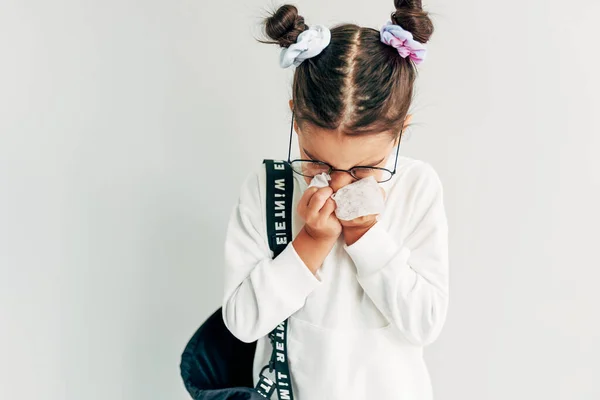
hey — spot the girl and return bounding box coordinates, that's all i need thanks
[222,1,449,399]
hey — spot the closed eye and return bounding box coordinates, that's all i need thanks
[303,148,384,168]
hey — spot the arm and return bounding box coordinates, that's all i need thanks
[221,166,324,343]
[343,162,450,346]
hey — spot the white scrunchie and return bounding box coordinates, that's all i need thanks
[279,25,331,68]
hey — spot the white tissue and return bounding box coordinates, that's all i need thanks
[307,173,385,221]
[330,176,385,221]
[308,172,331,188]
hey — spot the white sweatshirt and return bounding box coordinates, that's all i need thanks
[222,154,449,400]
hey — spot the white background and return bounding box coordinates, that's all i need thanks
[1,0,599,399]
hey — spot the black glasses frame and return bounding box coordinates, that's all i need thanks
[285,110,402,183]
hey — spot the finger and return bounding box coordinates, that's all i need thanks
[341,214,377,227]
[297,187,319,217]
[306,187,333,220]
[319,197,337,218]
[308,187,333,210]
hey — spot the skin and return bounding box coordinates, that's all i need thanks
[288,99,413,275]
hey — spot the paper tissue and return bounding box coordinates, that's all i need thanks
[307,172,385,221]
[307,172,332,189]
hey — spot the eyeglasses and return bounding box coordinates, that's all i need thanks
[285,110,402,183]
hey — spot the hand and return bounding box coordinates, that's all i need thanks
[339,214,378,230]
[297,186,342,241]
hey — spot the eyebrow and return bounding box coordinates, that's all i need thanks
[303,148,385,168]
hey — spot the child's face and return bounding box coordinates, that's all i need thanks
[296,123,397,193]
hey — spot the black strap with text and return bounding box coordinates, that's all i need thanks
[254,159,295,400]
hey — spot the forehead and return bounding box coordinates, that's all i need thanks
[298,125,393,166]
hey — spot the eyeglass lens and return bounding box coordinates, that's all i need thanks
[290,160,392,182]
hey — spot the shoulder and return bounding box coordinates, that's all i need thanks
[235,162,267,211]
[394,156,445,200]
[237,160,299,205]
[398,156,443,185]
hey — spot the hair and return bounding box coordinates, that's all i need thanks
[257,1,434,140]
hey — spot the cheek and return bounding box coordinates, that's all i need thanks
[353,158,393,182]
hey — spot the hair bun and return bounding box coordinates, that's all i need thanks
[391,0,434,43]
[262,5,308,48]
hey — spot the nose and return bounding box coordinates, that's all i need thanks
[328,170,356,193]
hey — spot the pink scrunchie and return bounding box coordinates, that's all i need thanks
[380,20,427,65]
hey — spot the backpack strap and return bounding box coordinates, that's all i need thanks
[263,159,294,257]
[254,159,295,400]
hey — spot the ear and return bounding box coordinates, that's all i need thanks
[392,114,413,146]
[403,114,413,131]
[289,99,301,133]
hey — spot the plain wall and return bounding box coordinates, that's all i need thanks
[1,0,599,399]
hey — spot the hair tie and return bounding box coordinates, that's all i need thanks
[380,21,427,65]
[280,25,331,68]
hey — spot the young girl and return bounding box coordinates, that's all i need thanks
[221,1,449,399]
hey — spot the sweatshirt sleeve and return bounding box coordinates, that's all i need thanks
[343,161,449,347]
[221,165,322,343]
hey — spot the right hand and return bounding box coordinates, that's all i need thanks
[297,186,342,241]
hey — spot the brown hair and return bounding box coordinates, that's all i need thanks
[257,1,434,140]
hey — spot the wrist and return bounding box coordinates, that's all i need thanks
[303,225,339,246]
[293,227,337,275]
